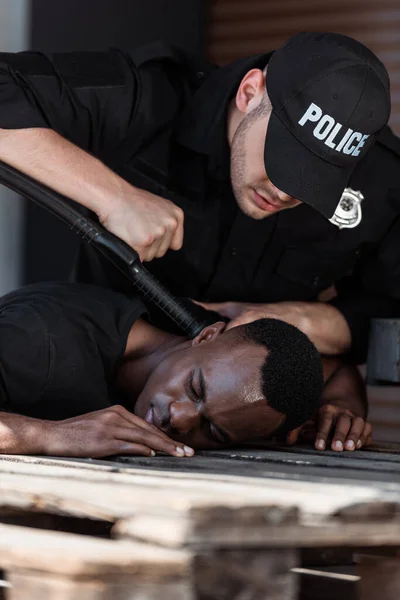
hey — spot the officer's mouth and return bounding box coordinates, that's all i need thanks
[251,188,283,213]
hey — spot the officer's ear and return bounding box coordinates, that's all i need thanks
[235,68,267,115]
[192,322,226,346]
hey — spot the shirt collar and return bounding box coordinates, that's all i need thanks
[176,52,273,180]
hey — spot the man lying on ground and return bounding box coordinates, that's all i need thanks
[0,283,371,459]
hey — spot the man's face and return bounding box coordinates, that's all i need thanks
[134,328,285,449]
[230,99,302,220]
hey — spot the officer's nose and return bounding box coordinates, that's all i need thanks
[270,182,295,204]
[169,399,202,435]
[277,188,294,204]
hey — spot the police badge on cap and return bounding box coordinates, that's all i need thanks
[264,32,390,221]
[329,188,364,229]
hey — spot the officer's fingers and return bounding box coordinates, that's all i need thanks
[193,300,238,319]
[315,409,335,450]
[331,413,352,451]
[356,422,373,449]
[343,417,365,451]
[142,237,164,262]
[170,209,184,251]
[155,226,175,258]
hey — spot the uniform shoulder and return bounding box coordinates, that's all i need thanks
[376,126,400,159]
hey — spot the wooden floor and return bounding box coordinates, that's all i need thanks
[0,442,399,599]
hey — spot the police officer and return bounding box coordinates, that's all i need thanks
[0,31,399,362]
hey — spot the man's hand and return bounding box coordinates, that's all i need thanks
[195,300,351,355]
[44,405,194,458]
[100,187,184,263]
[286,405,372,452]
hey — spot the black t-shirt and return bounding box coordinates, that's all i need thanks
[0,282,146,420]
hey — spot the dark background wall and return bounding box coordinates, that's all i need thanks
[24,0,204,283]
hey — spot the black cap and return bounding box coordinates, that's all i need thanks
[265,32,391,219]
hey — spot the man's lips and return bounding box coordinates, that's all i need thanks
[252,189,283,213]
[145,406,165,429]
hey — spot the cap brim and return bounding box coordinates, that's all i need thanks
[264,111,353,219]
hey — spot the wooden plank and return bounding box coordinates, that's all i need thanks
[0,523,190,578]
[0,471,398,549]
[0,524,191,600]
[115,513,400,549]
[193,548,298,600]
[0,466,389,524]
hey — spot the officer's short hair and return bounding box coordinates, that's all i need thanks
[236,318,323,432]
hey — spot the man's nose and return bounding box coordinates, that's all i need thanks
[169,399,201,435]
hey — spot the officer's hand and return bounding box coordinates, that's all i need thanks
[44,405,195,458]
[100,187,184,262]
[286,404,372,452]
[194,301,308,331]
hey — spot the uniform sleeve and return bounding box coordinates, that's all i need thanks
[0,50,141,160]
[330,215,400,364]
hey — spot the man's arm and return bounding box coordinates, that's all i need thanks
[287,358,372,452]
[0,407,194,458]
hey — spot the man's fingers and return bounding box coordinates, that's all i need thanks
[109,406,170,437]
[315,410,335,450]
[286,428,300,446]
[106,406,194,451]
[109,441,156,457]
[343,417,365,451]
[114,427,194,458]
[357,422,373,449]
[331,413,352,451]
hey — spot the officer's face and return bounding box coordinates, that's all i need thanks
[230,81,302,219]
[134,325,285,449]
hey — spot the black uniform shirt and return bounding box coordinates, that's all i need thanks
[0,282,146,420]
[0,44,400,361]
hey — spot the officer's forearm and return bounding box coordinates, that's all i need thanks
[0,412,48,454]
[0,128,133,219]
[301,302,351,355]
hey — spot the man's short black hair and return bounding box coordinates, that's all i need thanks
[236,318,323,432]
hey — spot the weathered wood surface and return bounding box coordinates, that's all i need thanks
[194,548,298,600]
[0,523,192,600]
[0,446,399,600]
[0,447,399,549]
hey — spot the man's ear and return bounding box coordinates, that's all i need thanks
[192,321,227,346]
[235,68,266,115]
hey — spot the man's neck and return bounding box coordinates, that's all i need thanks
[115,319,188,402]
